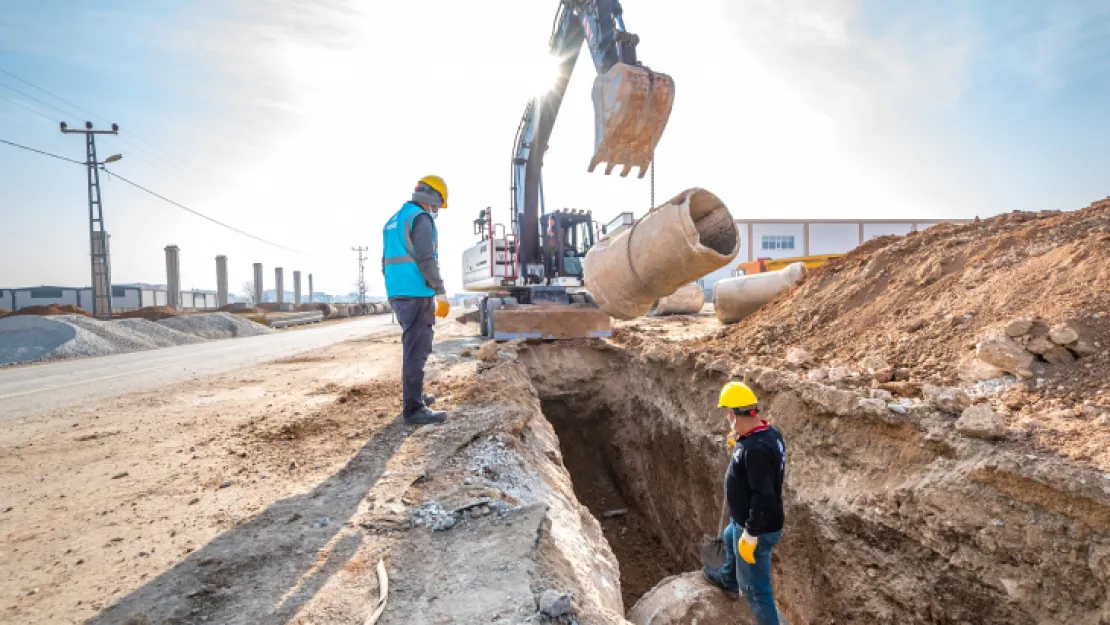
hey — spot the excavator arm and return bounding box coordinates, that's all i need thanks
[511,0,674,275]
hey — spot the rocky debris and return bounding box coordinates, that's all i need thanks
[958,356,1006,382]
[922,384,972,414]
[784,347,812,366]
[859,354,889,373]
[411,502,458,531]
[1049,322,1080,345]
[538,590,573,618]
[976,333,1035,378]
[628,572,752,624]
[477,341,500,362]
[955,404,1008,440]
[1005,318,1034,337]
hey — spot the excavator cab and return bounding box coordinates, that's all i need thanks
[541,209,596,280]
[589,63,675,178]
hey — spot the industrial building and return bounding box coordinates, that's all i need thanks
[0,284,219,313]
[697,218,974,295]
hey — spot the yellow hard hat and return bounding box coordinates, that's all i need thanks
[719,381,758,410]
[417,175,448,209]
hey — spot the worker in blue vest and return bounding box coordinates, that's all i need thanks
[382,175,451,425]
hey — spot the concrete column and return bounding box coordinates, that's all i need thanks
[165,245,181,310]
[275,267,285,306]
[215,255,229,308]
[308,274,314,304]
[252,263,264,306]
[858,222,865,245]
[293,271,302,306]
[803,223,811,256]
[746,222,755,262]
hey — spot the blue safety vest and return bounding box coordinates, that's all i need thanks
[383,202,437,298]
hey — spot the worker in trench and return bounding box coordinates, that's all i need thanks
[381,175,452,425]
[703,382,787,625]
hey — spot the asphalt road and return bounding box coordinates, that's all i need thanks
[0,315,396,420]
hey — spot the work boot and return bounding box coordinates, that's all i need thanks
[702,565,739,598]
[404,405,447,426]
[423,393,436,406]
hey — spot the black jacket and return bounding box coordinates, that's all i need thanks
[725,422,785,535]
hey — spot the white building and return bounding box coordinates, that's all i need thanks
[698,218,973,294]
[0,289,13,310]
[3,286,90,311]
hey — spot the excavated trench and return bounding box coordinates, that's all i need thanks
[514,341,1108,624]
[541,398,684,609]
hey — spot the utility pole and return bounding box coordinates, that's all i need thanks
[61,121,120,318]
[352,246,368,305]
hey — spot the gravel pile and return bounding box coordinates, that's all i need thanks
[115,318,205,348]
[0,312,272,366]
[0,315,116,365]
[159,313,273,339]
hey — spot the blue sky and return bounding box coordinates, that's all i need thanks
[1,0,1108,296]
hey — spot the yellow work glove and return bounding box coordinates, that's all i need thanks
[738,529,758,565]
[435,295,450,318]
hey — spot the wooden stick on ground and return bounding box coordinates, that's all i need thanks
[363,559,389,625]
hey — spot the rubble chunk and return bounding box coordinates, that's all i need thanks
[955,404,1007,440]
[859,354,890,373]
[1005,319,1034,337]
[977,334,1034,378]
[959,356,1005,382]
[1049,323,1080,346]
[922,384,972,414]
[785,347,813,366]
[538,590,573,618]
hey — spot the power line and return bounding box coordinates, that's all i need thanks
[0,93,57,123]
[0,138,83,164]
[0,81,73,119]
[109,173,306,255]
[0,137,305,255]
[0,65,236,192]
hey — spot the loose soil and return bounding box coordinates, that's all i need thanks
[8,304,91,317]
[114,306,181,321]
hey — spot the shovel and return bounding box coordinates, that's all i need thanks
[699,494,731,571]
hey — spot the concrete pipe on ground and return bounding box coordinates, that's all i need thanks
[651,282,705,316]
[713,262,807,324]
[584,188,739,320]
[333,304,350,318]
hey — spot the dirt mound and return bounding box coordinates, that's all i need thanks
[680,197,1110,463]
[9,304,91,317]
[115,306,180,321]
[0,308,7,318]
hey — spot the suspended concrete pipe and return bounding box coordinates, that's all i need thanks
[650,282,705,316]
[713,262,807,324]
[584,188,739,320]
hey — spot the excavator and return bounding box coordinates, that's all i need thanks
[461,0,675,340]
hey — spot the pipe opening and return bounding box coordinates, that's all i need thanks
[689,191,738,255]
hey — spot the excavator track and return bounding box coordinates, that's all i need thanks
[589,63,675,178]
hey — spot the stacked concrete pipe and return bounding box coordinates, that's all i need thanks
[713,262,807,324]
[651,282,706,316]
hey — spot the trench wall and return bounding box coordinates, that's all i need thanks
[517,341,1110,625]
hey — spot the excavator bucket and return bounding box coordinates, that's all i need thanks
[589,63,675,178]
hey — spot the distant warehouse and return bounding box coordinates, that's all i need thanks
[698,218,973,295]
[0,284,219,313]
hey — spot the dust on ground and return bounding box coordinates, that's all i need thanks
[0,317,497,624]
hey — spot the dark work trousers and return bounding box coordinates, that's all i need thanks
[391,296,435,415]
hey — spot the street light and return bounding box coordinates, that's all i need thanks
[104,154,122,163]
